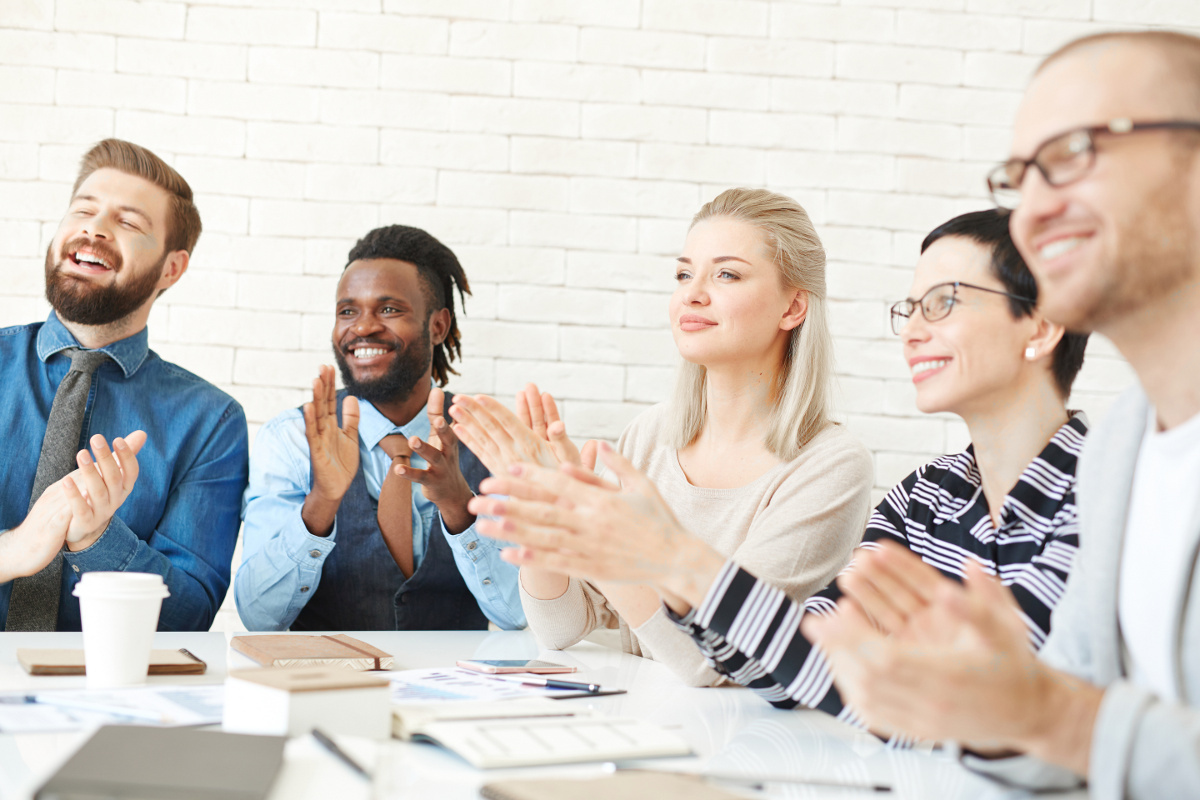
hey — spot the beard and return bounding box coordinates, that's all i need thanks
[333,325,433,406]
[44,237,165,327]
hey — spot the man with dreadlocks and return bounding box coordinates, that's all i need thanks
[236,225,524,631]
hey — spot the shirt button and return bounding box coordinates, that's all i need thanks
[466,542,477,551]
[72,565,80,573]
[309,550,321,558]
[482,578,492,586]
[399,595,408,605]
[300,586,310,593]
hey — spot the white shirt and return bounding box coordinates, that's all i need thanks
[1119,406,1200,701]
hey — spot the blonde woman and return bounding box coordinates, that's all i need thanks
[451,188,874,686]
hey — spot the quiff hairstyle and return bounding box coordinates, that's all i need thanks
[72,139,202,255]
[667,188,834,461]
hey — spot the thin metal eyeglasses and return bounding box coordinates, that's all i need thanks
[987,118,1200,209]
[889,282,1035,335]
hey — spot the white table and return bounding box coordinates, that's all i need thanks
[0,630,1071,799]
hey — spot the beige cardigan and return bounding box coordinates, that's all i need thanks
[519,403,874,686]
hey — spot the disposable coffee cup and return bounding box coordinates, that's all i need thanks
[72,572,170,689]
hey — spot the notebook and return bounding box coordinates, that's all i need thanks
[17,648,206,676]
[480,771,741,800]
[229,634,393,670]
[413,716,692,769]
[34,725,286,800]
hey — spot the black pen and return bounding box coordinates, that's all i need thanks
[704,771,892,793]
[493,675,605,693]
[311,728,371,781]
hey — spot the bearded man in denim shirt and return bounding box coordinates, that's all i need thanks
[0,139,248,632]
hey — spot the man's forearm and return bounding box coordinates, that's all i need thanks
[1020,665,1104,775]
[438,494,475,535]
[301,490,342,536]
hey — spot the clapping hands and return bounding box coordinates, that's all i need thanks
[0,431,147,582]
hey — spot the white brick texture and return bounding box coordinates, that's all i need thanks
[3,0,1185,632]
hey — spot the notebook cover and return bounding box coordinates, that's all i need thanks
[227,666,389,693]
[229,634,393,670]
[480,771,742,800]
[17,648,206,676]
[34,725,286,800]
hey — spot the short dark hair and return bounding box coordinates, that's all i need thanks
[921,209,1088,399]
[74,139,202,255]
[345,225,471,387]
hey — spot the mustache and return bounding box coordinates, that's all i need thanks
[59,235,123,272]
[340,336,398,351]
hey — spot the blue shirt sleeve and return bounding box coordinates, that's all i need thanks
[440,516,525,630]
[61,400,249,632]
[235,410,335,631]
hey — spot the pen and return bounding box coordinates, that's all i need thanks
[311,727,372,781]
[703,771,892,793]
[178,648,206,668]
[493,675,605,693]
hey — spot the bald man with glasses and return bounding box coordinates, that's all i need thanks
[799,31,1200,799]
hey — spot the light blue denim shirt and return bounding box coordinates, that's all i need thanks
[236,397,524,631]
[0,313,249,631]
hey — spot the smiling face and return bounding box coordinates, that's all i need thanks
[670,216,805,370]
[1009,41,1200,333]
[332,258,448,405]
[45,168,175,326]
[901,236,1040,416]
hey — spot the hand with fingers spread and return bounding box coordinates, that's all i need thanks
[467,442,727,605]
[514,383,598,471]
[301,365,360,536]
[395,386,476,534]
[448,393,562,477]
[62,431,149,550]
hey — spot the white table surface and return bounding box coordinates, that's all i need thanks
[0,630,1078,800]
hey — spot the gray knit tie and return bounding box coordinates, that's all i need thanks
[6,348,110,631]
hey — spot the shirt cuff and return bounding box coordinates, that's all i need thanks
[441,516,493,562]
[281,509,336,565]
[62,516,140,572]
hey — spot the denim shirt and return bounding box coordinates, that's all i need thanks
[0,313,249,631]
[236,397,525,631]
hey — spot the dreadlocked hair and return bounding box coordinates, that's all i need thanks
[345,225,471,386]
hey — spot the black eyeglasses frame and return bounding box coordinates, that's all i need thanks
[889,281,1035,335]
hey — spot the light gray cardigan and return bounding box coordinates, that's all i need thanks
[963,385,1200,799]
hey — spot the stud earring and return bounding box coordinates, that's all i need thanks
[1025,347,1036,360]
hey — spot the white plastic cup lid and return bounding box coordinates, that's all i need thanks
[73,571,170,598]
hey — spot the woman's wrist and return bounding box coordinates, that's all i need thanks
[662,536,726,609]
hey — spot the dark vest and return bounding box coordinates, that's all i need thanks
[291,391,490,631]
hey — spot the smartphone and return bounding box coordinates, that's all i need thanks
[455,659,578,674]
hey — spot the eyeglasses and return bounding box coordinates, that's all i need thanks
[889,282,1034,335]
[987,118,1200,209]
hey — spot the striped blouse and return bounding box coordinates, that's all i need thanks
[671,414,1089,734]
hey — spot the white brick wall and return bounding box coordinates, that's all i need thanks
[3,0,1192,632]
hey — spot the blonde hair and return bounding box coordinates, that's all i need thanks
[667,188,833,461]
[73,139,202,255]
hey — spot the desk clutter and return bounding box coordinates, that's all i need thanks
[3,634,695,796]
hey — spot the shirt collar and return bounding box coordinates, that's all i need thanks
[357,398,431,451]
[35,312,150,379]
[957,413,1090,526]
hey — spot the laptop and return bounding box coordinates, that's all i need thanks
[35,725,287,800]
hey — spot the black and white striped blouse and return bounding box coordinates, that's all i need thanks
[671,414,1089,734]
